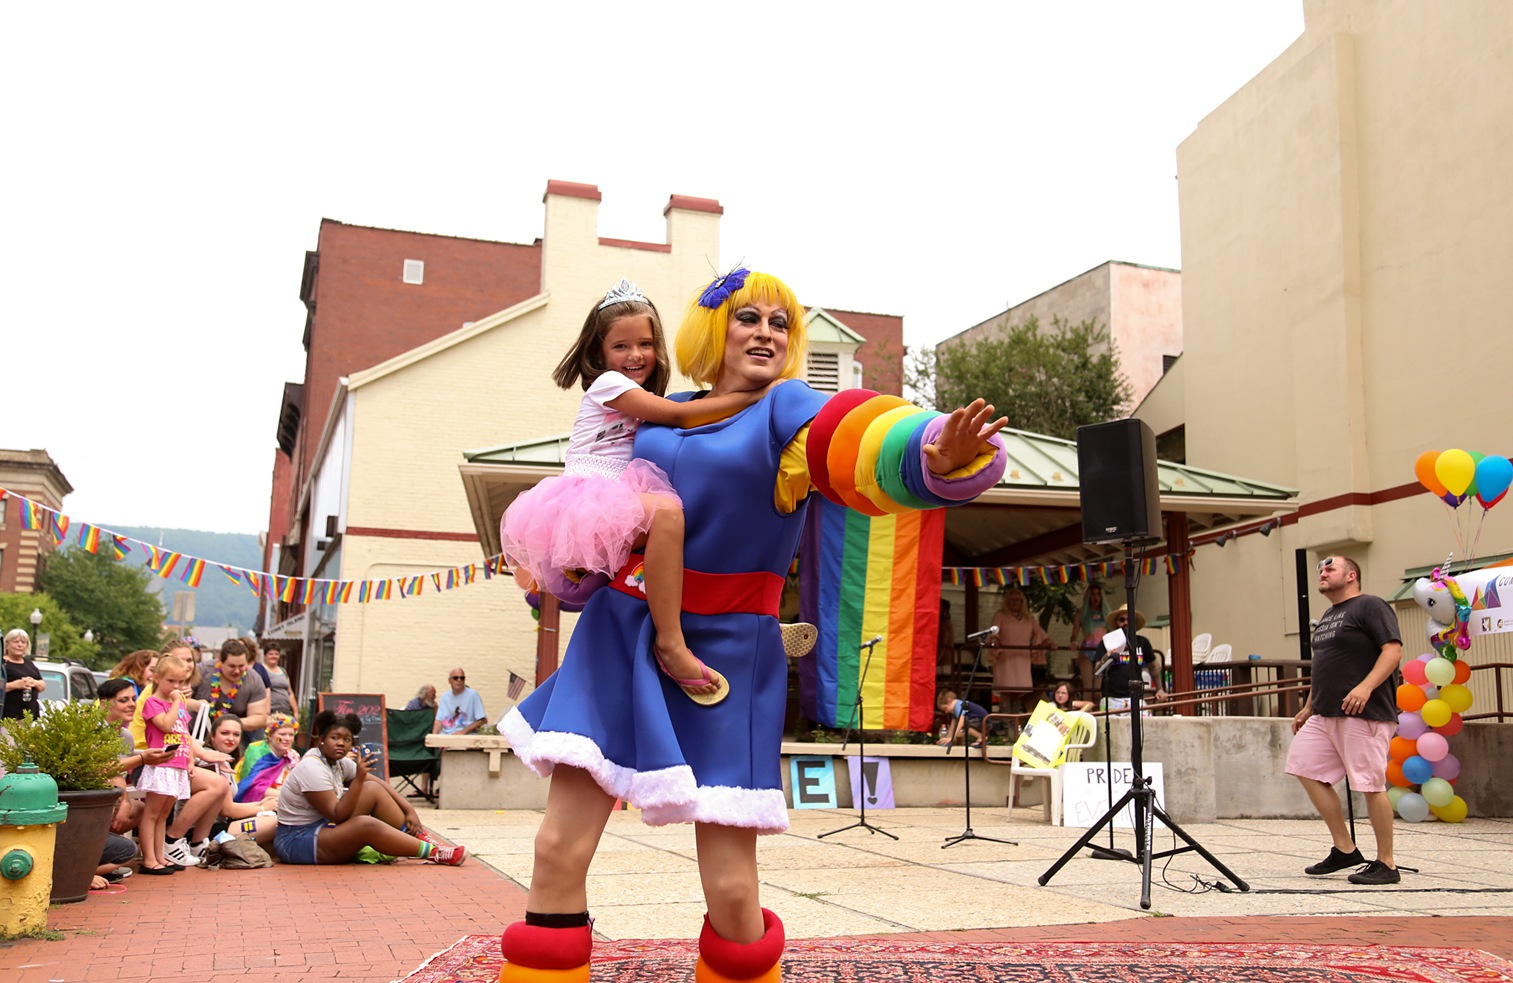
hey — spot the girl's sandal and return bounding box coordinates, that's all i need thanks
[654,650,730,707]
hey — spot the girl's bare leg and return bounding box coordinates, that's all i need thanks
[694,823,763,943]
[639,494,717,695]
[527,765,618,913]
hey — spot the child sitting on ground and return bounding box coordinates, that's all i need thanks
[937,690,987,748]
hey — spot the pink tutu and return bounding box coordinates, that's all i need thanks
[501,456,680,596]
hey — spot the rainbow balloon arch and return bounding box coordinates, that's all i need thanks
[1392,447,1513,822]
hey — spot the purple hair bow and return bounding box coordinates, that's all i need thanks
[697,267,751,309]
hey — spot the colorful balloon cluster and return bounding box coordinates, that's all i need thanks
[1389,648,1472,823]
[1415,449,1513,510]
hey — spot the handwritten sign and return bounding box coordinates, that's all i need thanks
[1060,761,1166,830]
[318,693,389,779]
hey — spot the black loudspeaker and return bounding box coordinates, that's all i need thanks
[1077,419,1162,545]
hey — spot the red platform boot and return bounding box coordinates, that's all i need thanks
[694,908,784,983]
[499,918,592,983]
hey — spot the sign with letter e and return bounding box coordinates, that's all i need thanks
[789,755,837,809]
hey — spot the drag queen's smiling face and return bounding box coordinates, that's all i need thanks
[717,301,789,394]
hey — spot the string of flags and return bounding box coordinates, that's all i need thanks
[2,488,509,605]
[943,550,1195,588]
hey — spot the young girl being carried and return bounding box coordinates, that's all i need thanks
[137,654,231,874]
[501,278,769,705]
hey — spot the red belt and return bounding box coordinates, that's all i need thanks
[608,554,783,617]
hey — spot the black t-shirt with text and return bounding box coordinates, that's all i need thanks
[1309,593,1401,722]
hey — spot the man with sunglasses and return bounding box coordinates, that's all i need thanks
[1286,555,1403,885]
[434,667,486,735]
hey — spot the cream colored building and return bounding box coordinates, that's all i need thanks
[1139,1,1513,698]
[295,186,877,710]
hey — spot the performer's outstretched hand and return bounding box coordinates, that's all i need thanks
[923,399,1008,475]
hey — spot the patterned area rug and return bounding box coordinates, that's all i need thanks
[397,936,1513,983]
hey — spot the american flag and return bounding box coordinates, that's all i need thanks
[507,672,527,701]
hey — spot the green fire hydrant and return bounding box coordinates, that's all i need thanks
[0,760,68,935]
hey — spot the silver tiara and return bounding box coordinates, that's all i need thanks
[597,277,647,311]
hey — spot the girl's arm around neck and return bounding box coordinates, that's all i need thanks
[607,382,771,428]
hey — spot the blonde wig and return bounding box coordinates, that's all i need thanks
[675,270,808,387]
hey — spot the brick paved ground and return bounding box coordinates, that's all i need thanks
[3,846,1509,982]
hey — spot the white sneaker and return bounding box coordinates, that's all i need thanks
[163,837,197,867]
[187,840,208,860]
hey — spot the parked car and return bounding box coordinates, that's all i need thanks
[35,660,101,705]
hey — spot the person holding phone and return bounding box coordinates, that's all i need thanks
[274,710,466,866]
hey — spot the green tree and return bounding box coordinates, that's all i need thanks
[0,592,90,666]
[906,316,1133,440]
[38,547,165,669]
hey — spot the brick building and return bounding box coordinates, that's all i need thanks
[0,449,72,594]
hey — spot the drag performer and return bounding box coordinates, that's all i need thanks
[499,269,1008,982]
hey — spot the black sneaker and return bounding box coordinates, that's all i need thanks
[1347,859,1401,885]
[1305,846,1364,875]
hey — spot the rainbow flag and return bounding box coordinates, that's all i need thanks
[111,535,131,560]
[77,523,101,554]
[798,498,944,731]
[19,498,42,530]
[179,557,205,587]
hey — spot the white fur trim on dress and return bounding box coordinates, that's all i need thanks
[501,708,790,833]
[501,707,698,809]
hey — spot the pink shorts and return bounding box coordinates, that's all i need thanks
[1285,715,1395,792]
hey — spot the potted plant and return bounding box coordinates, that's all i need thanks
[0,701,125,904]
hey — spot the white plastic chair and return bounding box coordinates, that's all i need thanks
[1008,710,1098,826]
[1204,643,1233,664]
[1191,632,1213,661]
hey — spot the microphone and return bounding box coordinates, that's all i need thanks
[965,626,999,641]
[862,635,883,647]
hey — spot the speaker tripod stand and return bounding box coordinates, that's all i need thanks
[1039,544,1247,907]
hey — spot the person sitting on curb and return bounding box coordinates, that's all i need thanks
[274,709,466,866]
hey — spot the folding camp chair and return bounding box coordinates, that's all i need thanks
[386,707,440,805]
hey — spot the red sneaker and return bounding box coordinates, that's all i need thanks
[428,844,467,866]
[411,825,437,845]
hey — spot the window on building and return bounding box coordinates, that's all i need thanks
[402,259,425,285]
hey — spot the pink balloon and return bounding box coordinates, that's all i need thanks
[1396,711,1428,739]
[1431,753,1461,780]
[1401,661,1428,686]
[1415,731,1450,762]
[1417,652,1436,662]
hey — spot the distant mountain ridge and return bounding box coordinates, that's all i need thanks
[107,526,262,634]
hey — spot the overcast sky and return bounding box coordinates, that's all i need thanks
[4,3,1304,536]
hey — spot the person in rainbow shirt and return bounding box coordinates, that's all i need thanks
[499,269,1009,982]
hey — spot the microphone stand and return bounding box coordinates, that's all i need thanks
[820,637,897,840]
[943,629,1015,849]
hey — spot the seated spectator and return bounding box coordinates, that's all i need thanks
[182,713,289,848]
[405,684,438,712]
[433,668,485,735]
[109,649,158,696]
[1049,682,1095,713]
[275,710,465,866]
[190,638,270,744]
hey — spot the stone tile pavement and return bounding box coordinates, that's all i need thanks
[2,806,1510,982]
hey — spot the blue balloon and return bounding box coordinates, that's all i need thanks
[1402,755,1433,785]
[1475,455,1513,508]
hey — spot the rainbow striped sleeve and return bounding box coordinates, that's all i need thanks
[804,390,1005,512]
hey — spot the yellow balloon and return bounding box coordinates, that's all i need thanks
[1431,795,1468,823]
[1436,448,1476,496]
[1420,698,1453,727]
[1440,683,1474,714]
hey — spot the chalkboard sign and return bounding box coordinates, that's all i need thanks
[317,693,389,779]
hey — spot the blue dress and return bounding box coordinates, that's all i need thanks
[502,380,1001,833]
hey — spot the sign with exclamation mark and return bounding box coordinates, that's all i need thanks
[846,756,895,809]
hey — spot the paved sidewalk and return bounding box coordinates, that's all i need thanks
[2,807,1510,982]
